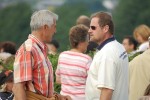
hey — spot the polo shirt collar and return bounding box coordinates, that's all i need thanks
[97,36,116,51]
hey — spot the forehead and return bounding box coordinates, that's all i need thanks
[123,38,129,43]
[90,17,99,26]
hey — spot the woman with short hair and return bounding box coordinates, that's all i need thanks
[56,24,92,100]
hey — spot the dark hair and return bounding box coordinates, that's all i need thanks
[91,12,114,34]
[0,41,16,55]
[123,36,138,50]
[86,41,98,53]
[49,39,59,49]
[0,70,13,85]
[76,15,90,28]
[69,24,89,48]
[144,84,150,96]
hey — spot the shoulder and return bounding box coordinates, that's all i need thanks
[138,42,149,52]
[99,41,124,56]
[15,39,34,56]
[59,51,69,56]
[102,40,123,51]
[24,39,34,51]
[129,52,143,66]
[60,51,92,61]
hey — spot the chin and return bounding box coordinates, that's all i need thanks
[90,38,96,42]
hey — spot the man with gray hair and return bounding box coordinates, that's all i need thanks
[13,10,70,100]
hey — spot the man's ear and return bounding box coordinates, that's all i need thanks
[43,24,48,29]
[103,25,109,33]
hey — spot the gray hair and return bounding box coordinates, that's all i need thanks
[30,10,58,31]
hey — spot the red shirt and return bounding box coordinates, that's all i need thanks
[14,34,54,97]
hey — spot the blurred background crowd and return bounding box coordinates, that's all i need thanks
[0,0,150,100]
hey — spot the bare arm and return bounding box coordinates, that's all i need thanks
[56,75,61,84]
[100,88,113,100]
[12,82,26,100]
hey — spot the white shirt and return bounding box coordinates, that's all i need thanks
[85,40,129,100]
[136,41,149,52]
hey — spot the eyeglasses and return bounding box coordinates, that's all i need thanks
[90,26,97,30]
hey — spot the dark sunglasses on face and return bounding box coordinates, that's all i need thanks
[90,26,97,30]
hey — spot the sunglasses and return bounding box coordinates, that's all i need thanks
[90,26,97,30]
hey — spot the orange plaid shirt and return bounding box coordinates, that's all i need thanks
[14,34,54,97]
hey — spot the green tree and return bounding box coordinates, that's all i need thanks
[54,1,106,51]
[113,0,150,42]
[0,2,32,47]
[53,2,90,51]
[48,54,61,93]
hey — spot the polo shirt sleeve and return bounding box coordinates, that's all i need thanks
[97,56,116,90]
[14,50,33,83]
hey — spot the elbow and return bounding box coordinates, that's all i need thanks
[56,77,61,84]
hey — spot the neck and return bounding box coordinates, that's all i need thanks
[70,48,83,53]
[32,31,44,43]
[98,34,113,45]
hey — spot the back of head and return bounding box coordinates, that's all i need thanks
[0,41,16,55]
[76,15,90,28]
[133,24,150,41]
[30,10,58,31]
[69,24,89,48]
[91,12,114,34]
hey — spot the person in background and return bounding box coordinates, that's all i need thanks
[0,41,16,62]
[129,36,150,100]
[76,15,98,54]
[0,70,14,100]
[85,11,128,100]
[76,15,90,28]
[12,10,71,100]
[133,24,150,52]
[122,36,138,57]
[0,41,16,71]
[0,41,16,55]
[56,24,92,100]
[47,39,59,55]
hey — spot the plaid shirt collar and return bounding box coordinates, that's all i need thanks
[28,34,48,53]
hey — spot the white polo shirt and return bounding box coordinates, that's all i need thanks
[85,40,129,100]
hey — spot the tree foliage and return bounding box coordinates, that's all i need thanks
[54,0,106,51]
[113,0,150,42]
[48,54,61,93]
[0,2,32,47]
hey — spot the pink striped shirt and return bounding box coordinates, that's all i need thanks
[14,34,54,97]
[56,51,92,100]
